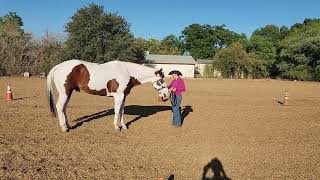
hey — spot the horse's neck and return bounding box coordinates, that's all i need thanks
[124,62,157,84]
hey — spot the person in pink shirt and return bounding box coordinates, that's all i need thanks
[168,70,186,127]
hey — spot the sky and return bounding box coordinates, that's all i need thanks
[1,0,320,40]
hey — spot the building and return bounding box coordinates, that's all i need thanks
[196,59,221,78]
[145,54,196,78]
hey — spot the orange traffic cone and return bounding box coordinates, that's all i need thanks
[282,92,289,106]
[5,84,13,101]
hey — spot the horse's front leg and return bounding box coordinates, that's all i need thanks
[113,93,124,131]
[120,97,127,130]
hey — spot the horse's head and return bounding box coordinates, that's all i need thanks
[153,68,169,101]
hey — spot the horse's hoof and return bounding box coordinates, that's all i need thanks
[61,127,68,132]
[121,124,127,130]
[114,126,121,132]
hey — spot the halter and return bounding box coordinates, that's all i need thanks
[153,79,167,91]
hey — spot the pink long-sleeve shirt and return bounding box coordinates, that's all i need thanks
[168,78,186,96]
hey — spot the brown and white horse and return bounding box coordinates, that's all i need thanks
[47,59,168,132]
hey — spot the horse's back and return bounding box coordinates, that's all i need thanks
[51,60,131,94]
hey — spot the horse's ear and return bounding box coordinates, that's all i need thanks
[155,68,164,78]
[159,68,164,78]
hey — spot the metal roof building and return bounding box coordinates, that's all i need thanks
[145,54,196,78]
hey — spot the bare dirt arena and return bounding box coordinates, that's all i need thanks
[1,77,319,179]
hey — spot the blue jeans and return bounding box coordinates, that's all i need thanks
[172,95,182,127]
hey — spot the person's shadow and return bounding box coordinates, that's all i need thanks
[202,158,231,180]
[181,105,193,125]
[71,105,172,129]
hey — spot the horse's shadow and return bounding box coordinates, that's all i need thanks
[71,105,172,129]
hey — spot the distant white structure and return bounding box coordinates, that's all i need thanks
[22,72,30,78]
[145,54,196,78]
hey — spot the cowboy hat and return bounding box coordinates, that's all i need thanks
[168,70,183,76]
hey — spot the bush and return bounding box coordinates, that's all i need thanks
[213,42,267,79]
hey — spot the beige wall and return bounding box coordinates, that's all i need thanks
[198,64,221,77]
[151,64,195,78]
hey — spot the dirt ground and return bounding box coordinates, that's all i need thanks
[0,77,319,179]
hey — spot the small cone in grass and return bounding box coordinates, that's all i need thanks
[5,84,13,101]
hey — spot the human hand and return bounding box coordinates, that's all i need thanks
[172,88,176,92]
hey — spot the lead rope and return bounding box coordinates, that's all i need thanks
[170,91,177,106]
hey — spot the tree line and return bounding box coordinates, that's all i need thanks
[1,3,320,81]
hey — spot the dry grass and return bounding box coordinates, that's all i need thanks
[0,77,319,179]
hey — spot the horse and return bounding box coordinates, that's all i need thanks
[47,59,168,132]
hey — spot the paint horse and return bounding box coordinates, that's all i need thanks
[47,59,168,132]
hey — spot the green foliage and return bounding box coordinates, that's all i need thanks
[276,19,320,81]
[251,25,282,44]
[39,35,66,74]
[0,12,65,76]
[138,38,162,54]
[213,42,266,79]
[134,35,182,55]
[1,7,320,82]
[180,24,213,59]
[278,35,320,80]
[247,24,292,78]
[160,34,182,54]
[0,18,32,75]
[64,4,143,63]
[247,35,276,76]
[180,24,246,59]
[0,12,23,26]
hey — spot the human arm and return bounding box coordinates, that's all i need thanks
[167,81,173,89]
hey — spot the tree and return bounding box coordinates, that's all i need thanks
[247,25,290,77]
[181,24,218,59]
[279,26,290,39]
[0,12,31,76]
[251,25,282,45]
[180,24,246,59]
[64,4,143,63]
[160,34,182,55]
[134,35,182,55]
[247,35,276,76]
[276,19,320,81]
[0,11,66,76]
[0,12,23,27]
[213,42,266,78]
[37,32,66,74]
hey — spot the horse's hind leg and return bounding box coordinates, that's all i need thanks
[56,92,71,132]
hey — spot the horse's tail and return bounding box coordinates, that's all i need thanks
[47,66,57,117]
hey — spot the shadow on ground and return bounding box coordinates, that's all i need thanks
[181,105,193,125]
[202,158,231,180]
[71,105,172,129]
[13,95,37,101]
